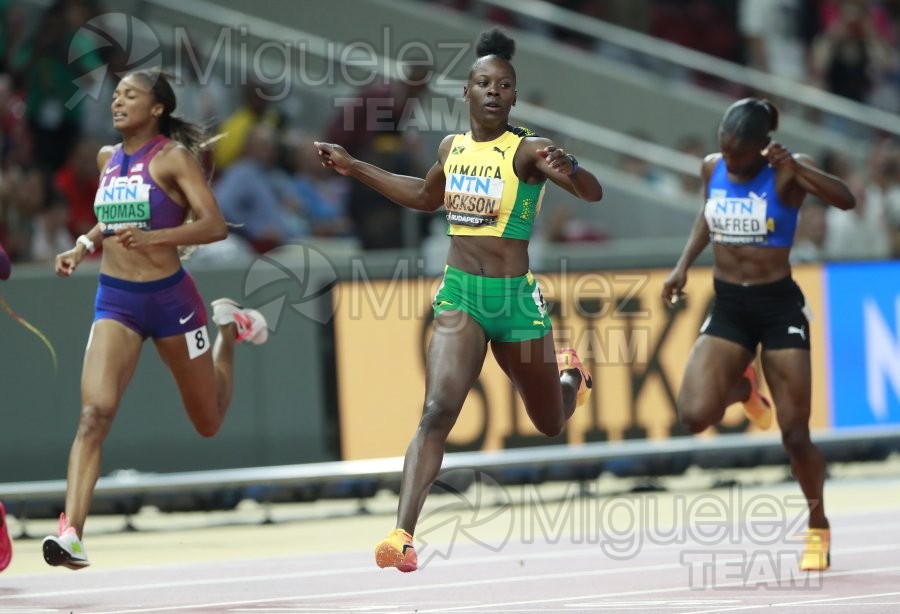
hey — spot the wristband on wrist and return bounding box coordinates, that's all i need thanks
[76,234,96,253]
[565,153,579,176]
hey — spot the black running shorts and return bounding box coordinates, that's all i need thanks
[700,276,811,352]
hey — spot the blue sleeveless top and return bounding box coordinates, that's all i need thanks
[704,158,798,247]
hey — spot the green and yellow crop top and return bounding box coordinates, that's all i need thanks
[443,126,545,240]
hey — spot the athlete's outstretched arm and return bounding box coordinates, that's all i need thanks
[315,136,453,212]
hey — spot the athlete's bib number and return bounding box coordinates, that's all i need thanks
[444,173,505,227]
[705,193,768,245]
[95,178,152,236]
[185,325,210,360]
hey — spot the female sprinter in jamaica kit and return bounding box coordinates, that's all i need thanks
[663,98,855,572]
[43,69,269,569]
[317,29,603,573]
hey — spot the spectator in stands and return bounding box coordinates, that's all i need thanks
[79,47,128,145]
[54,137,101,240]
[739,0,810,84]
[619,130,682,197]
[651,0,743,64]
[215,123,307,252]
[30,185,72,262]
[316,28,602,574]
[675,134,705,197]
[3,166,50,261]
[790,200,829,263]
[10,1,103,170]
[663,98,855,573]
[170,37,230,127]
[213,81,284,172]
[324,58,431,249]
[286,132,353,238]
[824,143,896,260]
[0,74,31,169]
[811,0,895,112]
[43,68,268,570]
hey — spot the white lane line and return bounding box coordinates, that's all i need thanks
[677,590,900,614]
[413,565,900,613]
[77,558,900,614]
[7,539,900,607]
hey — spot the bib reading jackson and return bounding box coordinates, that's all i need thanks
[442,128,545,240]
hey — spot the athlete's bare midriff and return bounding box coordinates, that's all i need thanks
[446,235,530,277]
[712,244,793,285]
[99,241,183,282]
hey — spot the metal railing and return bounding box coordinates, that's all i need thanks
[3,427,897,516]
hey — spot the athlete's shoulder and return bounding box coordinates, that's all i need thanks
[701,153,721,182]
[97,144,119,173]
[157,140,197,164]
[437,133,459,164]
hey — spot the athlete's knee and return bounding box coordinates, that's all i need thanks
[193,421,221,438]
[418,399,459,438]
[77,402,117,442]
[535,417,564,438]
[781,425,812,453]
[676,395,706,433]
[186,401,223,438]
[679,413,708,434]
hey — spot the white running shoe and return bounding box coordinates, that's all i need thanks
[42,513,89,569]
[210,298,268,345]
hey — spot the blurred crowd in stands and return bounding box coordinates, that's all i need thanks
[2,0,900,266]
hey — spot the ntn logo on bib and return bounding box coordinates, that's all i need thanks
[95,176,151,232]
[444,173,505,227]
[705,194,770,244]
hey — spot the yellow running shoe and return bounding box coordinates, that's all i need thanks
[375,528,417,572]
[742,364,773,430]
[800,528,831,571]
[558,347,593,408]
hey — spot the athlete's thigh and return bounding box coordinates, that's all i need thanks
[425,309,488,412]
[679,334,754,412]
[762,348,811,432]
[81,319,144,411]
[491,331,563,415]
[153,325,217,417]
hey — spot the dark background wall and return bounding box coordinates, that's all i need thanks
[0,260,336,482]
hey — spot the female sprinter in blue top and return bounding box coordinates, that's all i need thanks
[663,98,855,572]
